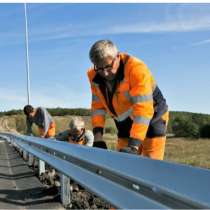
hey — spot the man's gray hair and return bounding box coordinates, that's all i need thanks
[89,40,118,65]
[69,117,85,131]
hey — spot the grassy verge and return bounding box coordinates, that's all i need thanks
[104,135,210,170]
[164,138,210,169]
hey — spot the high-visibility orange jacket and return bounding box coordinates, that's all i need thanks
[87,53,168,142]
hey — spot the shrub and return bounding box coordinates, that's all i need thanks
[172,118,200,138]
[200,124,210,138]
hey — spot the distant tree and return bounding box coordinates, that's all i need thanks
[187,122,200,138]
[200,124,210,138]
[172,117,200,138]
[47,108,91,116]
[5,109,22,115]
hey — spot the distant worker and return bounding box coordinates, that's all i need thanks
[87,40,169,160]
[55,117,94,147]
[23,105,56,138]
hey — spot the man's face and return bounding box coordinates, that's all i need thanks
[70,128,82,136]
[94,55,120,80]
[28,112,34,117]
[69,128,84,142]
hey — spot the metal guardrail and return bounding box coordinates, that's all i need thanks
[0,132,210,209]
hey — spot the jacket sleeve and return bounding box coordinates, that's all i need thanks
[55,130,69,141]
[85,130,94,147]
[87,71,106,135]
[26,117,33,135]
[129,60,155,142]
[40,107,52,136]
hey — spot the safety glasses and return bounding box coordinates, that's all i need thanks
[94,56,117,73]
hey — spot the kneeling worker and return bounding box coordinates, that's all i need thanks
[23,105,56,138]
[55,117,94,147]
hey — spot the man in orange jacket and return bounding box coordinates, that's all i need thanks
[87,40,169,160]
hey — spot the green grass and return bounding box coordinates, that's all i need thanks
[164,138,210,169]
[104,135,210,170]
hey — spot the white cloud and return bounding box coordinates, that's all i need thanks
[28,15,210,42]
[108,20,210,34]
[191,39,210,46]
[2,4,210,45]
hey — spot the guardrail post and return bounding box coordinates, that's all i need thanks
[23,151,28,160]
[39,159,45,176]
[60,174,71,207]
[19,148,23,155]
[28,153,34,166]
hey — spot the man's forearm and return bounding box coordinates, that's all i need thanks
[26,121,32,135]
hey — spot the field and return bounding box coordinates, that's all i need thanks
[103,134,210,169]
[1,115,210,170]
[164,138,210,169]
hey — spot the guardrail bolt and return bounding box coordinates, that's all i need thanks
[97,169,102,175]
[152,186,159,193]
[132,184,140,191]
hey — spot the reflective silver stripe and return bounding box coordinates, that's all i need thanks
[133,116,150,125]
[115,108,133,122]
[131,94,153,104]
[92,109,106,116]
[92,94,100,102]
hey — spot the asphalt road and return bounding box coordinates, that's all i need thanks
[0,138,64,209]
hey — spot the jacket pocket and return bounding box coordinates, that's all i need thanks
[146,116,167,138]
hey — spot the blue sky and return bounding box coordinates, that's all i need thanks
[0,3,210,114]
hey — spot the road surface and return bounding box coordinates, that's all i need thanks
[0,137,64,209]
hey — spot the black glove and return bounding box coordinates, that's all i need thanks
[119,146,138,154]
[93,141,108,149]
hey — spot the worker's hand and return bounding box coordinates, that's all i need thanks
[119,138,141,155]
[119,146,138,154]
[93,141,108,149]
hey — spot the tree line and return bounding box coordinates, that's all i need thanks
[167,111,210,139]
[0,108,210,138]
[0,108,91,117]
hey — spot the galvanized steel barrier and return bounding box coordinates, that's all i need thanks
[0,132,210,209]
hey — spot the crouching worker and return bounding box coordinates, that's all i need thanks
[55,117,94,147]
[23,105,56,138]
